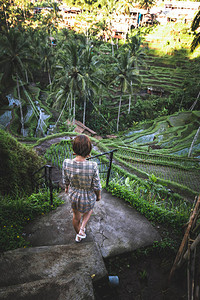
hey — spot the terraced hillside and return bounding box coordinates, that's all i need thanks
[139,55,188,94]
[100,111,200,198]
[97,51,200,134]
[41,110,200,200]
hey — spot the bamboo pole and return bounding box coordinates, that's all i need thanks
[187,239,191,300]
[169,195,200,280]
[195,285,199,300]
[191,247,196,300]
[183,234,200,261]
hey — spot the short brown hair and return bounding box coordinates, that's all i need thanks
[73,135,92,157]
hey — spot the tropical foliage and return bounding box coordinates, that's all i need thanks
[191,9,200,52]
[0,190,64,252]
[0,129,43,196]
[0,1,200,137]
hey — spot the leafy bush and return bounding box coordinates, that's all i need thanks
[0,129,44,196]
[0,190,64,252]
[106,179,190,229]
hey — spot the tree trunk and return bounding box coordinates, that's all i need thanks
[83,96,86,125]
[73,94,75,126]
[188,126,200,157]
[190,91,200,111]
[25,69,29,83]
[48,69,52,86]
[17,76,25,136]
[135,94,137,104]
[111,38,114,56]
[128,94,131,114]
[71,92,73,115]
[117,95,122,132]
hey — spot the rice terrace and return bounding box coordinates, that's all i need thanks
[0,0,200,299]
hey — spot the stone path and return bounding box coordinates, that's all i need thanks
[0,190,161,300]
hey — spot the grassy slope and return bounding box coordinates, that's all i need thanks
[0,129,44,196]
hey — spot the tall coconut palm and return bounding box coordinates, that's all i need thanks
[0,29,34,135]
[138,0,155,10]
[118,0,134,15]
[0,0,11,30]
[54,40,103,126]
[191,9,200,52]
[125,34,145,112]
[126,34,146,68]
[113,50,140,131]
[53,41,87,124]
[39,42,55,86]
[80,43,104,124]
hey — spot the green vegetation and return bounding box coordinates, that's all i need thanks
[0,190,64,252]
[0,1,199,256]
[44,139,73,168]
[107,181,190,228]
[0,129,44,196]
[0,5,200,137]
[42,138,195,233]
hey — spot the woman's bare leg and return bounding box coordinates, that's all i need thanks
[81,209,93,231]
[72,209,82,234]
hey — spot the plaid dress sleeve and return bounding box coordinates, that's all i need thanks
[91,162,102,191]
[62,159,70,186]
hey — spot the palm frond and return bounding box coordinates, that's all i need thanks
[191,32,200,52]
[191,10,200,32]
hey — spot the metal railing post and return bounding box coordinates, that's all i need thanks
[47,165,53,205]
[88,149,117,187]
[106,151,114,187]
[32,165,54,205]
[45,166,48,187]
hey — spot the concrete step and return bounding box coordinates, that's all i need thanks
[0,189,161,299]
[23,190,161,259]
[0,275,94,300]
[89,190,161,258]
[0,243,107,300]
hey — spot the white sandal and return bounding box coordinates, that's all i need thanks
[77,227,86,239]
[75,234,82,242]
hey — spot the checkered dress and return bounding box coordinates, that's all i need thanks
[62,159,102,213]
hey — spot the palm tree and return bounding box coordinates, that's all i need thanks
[126,34,146,68]
[39,42,55,86]
[80,43,105,124]
[0,29,34,135]
[94,0,118,45]
[124,34,145,112]
[0,0,11,30]
[113,50,140,131]
[53,41,87,124]
[54,39,103,126]
[116,0,134,17]
[138,0,155,10]
[191,9,200,52]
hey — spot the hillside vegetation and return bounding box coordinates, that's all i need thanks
[0,21,200,137]
[0,129,43,196]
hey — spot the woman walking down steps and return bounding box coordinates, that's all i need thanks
[62,135,101,242]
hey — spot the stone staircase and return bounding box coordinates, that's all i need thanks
[0,190,161,300]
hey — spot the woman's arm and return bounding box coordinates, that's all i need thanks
[65,185,69,193]
[95,190,101,201]
[62,159,70,193]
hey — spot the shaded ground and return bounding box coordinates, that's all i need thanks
[95,251,187,300]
